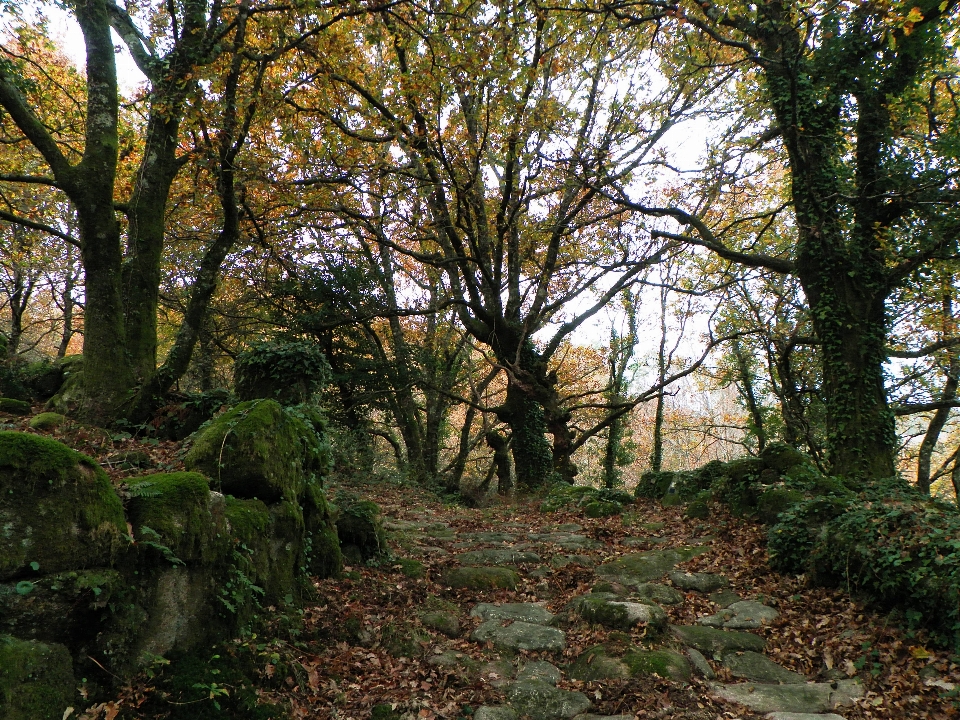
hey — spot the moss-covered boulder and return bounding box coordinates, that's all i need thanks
[43,356,85,416]
[0,432,126,580]
[759,442,809,472]
[0,569,125,649]
[596,546,707,586]
[28,412,67,431]
[444,566,519,590]
[565,593,667,632]
[184,399,331,503]
[757,487,804,525]
[335,495,386,562]
[0,398,30,415]
[568,644,690,682]
[128,473,216,564]
[0,636,76,720]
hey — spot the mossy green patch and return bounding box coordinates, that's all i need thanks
[335,496,386,560]
[583,499,623,517]
[128,473,213,563]
[184,399,330,503]
[28,413,67,431]
[0,398,30,415]
[396,558,425,578]
[567,645,629,681]
[0,432,125,580]
[0,636,76,720]
[757,487,804,524]
[444,566,519,590]
[598,546,707,584]
[622,648,691,681]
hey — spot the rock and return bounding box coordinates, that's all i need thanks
[622,648,691,681]
[0,432,126,581]
[127,473,215,563]
[517,660,562,685]
[550,554,596,569]
[475,708,519,720]
[568,645,689,682]
[471,603,555,625]
[711,680,863,714]
[458,548,542,565]
[0,636,76,720]
[686,647,715,679]
[566,593,666,631]
[336,497,387,561]
[669,625,767,656]
[709,590,742,607]
[728,600,780,626]
[573,716,634,720]
[419,610,460,637]
[582,500,623,518]
[427,650,480,678]
[445,567,519,590]
[757,488,804,524]
[27,413,67,431]
[667,570,729,593]
[684,500,711,519]
[480,658,517,685]
[464,532,518,543]
[764,714,846,720]
[568,646,631,681]
[597,547,707,585]
[556,523,583,532]
[184,399,330,504]
[506,679,592,720]
[0,398,30,415]
[722,651,806,684]
[633,582,684,605]
[472,620,566,653]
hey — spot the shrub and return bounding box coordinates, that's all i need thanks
[234,341,330,406]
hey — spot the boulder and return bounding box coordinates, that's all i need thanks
[505,679,591,720]
[597,546,707,585]
[568,644,689,682]
[0,432,126,581]
[27,412,67,431]
[0,636,75,720]
[565,593,667,632]
[711,680,863,714]
[667,570,729,593]
[184,399,330,503]
[722,651,805,684]
[669,625,767,656]
[445,566,519,590]
[471,602,555,625]
[516,660,562,685]
[472,620,566,653]
[335,496,386,561]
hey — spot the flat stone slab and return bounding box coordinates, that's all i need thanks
[463,532,518,543]
[700,600,780,630]
[568,645,690,682]
[473,620,566,653]
[444,566,520,590]
[550,554,596,569]
[471,603,556,625]
[686,647,715,679]
[722,651,805,684]
[517,660,562,685]
[709,590,741,607]
[633,582,684,605]
[528,533,601,550]
[597,547,707,585]
[573,716,634,720]
[668,570,729,593]
[765,714,847,720]
[566,593,666,631]
[458,548,542,565]
[711,680,863,714]
[669,625,766,656]
[506,679,591,720]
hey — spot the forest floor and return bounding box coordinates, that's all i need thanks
[11,415,960,720]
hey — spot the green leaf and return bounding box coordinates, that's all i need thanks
[15,581,34,595]
[29,561,39,571]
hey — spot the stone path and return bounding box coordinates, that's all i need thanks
[388,515,864,719]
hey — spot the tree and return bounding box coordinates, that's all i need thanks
[285,1,700,487]
[610,0,960,481]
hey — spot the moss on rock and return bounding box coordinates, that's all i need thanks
[184,399,330,503]
[757,487,804,525]
[28,413,67,431]
[622,648,691,681]
[0,636,76,720]
[128,473,214,563]
[335,496,386,561]
[0,432,125,580]
[444,566,519,590]
[0,398,30,415]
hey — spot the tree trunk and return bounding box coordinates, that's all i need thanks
[56,245,78,359]
[501,381,555,489]
[732,340,766,453]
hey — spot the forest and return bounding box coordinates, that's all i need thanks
[1,0,960,718]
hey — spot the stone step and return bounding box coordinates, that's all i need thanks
[711,680,863,714]
[472,620,566,653]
